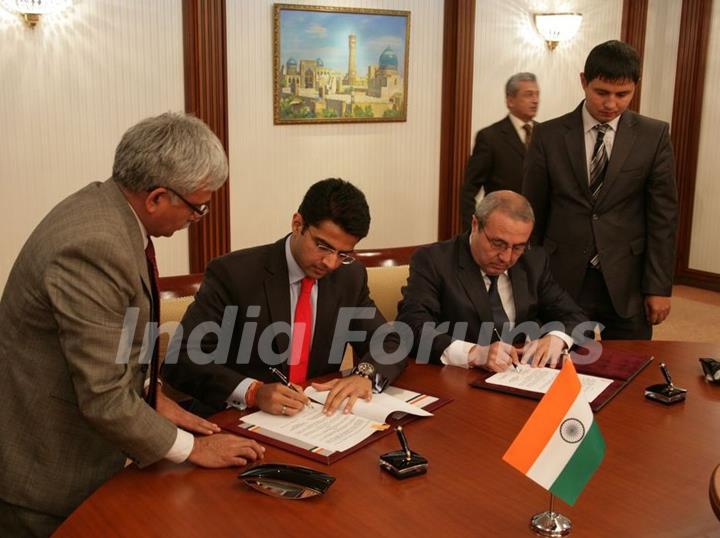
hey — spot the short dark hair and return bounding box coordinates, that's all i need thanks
[298,178,371,239]
[584,40,641,84]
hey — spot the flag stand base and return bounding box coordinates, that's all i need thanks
[529,511,572,536]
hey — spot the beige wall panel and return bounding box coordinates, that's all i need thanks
[640,0,681,124]
[471,0,623,142]
[689,0,720,273]
[227,0,443,251]
[0,0,187,292]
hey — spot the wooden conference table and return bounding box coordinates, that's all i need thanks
[56,341,720,537]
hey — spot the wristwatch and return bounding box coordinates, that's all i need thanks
[352,362,376,379]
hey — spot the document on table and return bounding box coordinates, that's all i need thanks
[241,386,434,453]
[485,365,613,403]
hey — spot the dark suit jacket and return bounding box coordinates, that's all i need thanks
[522,103,677,318]
[163,237,405,410]
[0,180,177,517]
[396,233,586,364]
[460,116,532,228]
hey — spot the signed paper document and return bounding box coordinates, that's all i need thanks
[241,387,434,453]
[485,365,613,403]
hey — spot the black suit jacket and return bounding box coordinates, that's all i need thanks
[460,116,531,228]
[163,237,405,410]
[396,233,586,364]
[522,103,677,318]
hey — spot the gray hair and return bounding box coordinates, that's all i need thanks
[474,191,535,228]
[505,72,537,97]
[112,112,228,194]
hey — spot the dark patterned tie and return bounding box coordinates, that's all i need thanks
[488,275,510,338]
[144,237,160,409]
[588,124,609,268]
[522,123,533,148]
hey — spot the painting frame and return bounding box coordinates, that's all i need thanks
[273,3,411,124]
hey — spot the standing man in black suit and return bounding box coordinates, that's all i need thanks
[163,178,406,418]
[397,191,586,372]
[460,72,540,229]
[523,41,677,339]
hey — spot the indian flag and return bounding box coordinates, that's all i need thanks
[502,359,605,506]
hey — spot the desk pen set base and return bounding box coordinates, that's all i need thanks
[644,383,687,404]
[379,450,428,479]
[530,510,572,537]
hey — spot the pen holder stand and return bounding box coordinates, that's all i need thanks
[644,382,687,405]
[379,450,428,479]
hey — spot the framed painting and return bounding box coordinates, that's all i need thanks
[273,4,410,124]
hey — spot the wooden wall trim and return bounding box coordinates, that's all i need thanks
[183,0,230,273]
[672,0,716,288]
[437,0,475,241]
[621,0,649,112]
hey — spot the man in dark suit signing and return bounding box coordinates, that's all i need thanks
[397,191,586,372]
[163,178,406,418]
[522,40,677,339]
[460,72,540,229]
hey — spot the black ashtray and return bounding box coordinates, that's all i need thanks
[699,358,720,383]
[239,463,335,499]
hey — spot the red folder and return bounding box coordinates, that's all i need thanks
[470,346,653,412]
[215,390,451,464]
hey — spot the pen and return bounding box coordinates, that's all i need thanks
[268,366,312,408]
[396,426,412,461]
[659,362,674,387]
[494,327,518,372]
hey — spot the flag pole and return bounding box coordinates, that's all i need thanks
[529,493,572,536]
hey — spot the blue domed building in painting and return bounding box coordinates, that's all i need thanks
[367,45,403,101]
[378,46,399,71]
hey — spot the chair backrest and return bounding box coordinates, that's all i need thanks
[366,265,410,321]
[711,464,720,521]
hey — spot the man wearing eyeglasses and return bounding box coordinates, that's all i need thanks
[163,178,406,419]
[397,191,586,372]
[0,113,265,536]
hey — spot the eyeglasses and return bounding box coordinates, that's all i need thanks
[308,230,355,265]
[150,186,209,217]
[481,228,528,255]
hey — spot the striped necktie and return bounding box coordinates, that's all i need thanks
[589,124,609,198]
[588,124,609,268]
[522,123,533,148]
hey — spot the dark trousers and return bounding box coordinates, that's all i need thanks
[577,267,652,340]
[0,498,63,538]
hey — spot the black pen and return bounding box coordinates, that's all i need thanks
[396,426,412,461]
[659,362,674,387]
[268,367,312,408]
[494,327,518,372]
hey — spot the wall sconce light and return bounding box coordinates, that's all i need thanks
[534,13,583,50]
[0,0,72,28]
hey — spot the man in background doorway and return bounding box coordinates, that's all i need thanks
[460,72,540,229]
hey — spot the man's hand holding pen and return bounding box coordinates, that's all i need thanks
[256,367,312,416]
[255,382,310,416]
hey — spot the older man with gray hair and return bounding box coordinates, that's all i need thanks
[398,190,586,372]
[0,112,264,536]
[460,72,540,229]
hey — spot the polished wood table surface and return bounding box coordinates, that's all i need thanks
[55,341,720,537]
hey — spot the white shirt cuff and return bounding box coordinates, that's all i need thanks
[164,428,194,463]
[548,330,573,349]
[441,340,475,368]
[226,377,257,410]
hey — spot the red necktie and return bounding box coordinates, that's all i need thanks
[144,237,160,409]
[289,276,315,384]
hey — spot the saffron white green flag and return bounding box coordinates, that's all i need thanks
[502,358,605,506]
